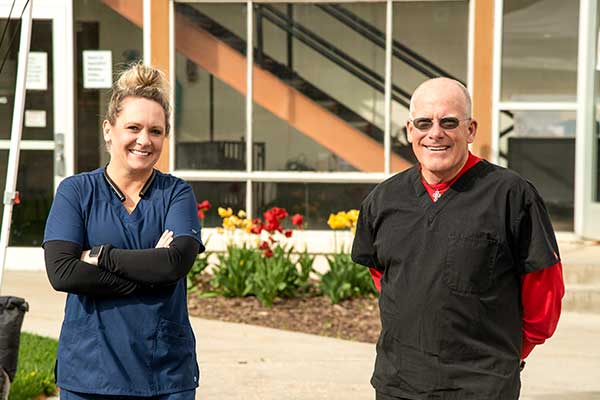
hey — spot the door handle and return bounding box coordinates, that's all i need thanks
[54,132,65,177]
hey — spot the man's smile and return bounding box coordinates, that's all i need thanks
[424,145,450,152]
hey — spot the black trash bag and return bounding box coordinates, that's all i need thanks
[0,296,28,381]
[0,368,9,400]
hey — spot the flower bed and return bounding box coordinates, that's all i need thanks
[188,203,377,307]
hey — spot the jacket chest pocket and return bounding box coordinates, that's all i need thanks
[443,233,498,294]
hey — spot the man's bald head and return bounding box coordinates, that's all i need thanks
[409,78,472,119]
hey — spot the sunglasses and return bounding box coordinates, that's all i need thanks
[410,117,471,131]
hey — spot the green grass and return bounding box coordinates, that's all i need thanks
[9,332,58,400]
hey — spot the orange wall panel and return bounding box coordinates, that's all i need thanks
[471,0,494,161]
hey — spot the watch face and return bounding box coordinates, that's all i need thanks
[90,245,103,258]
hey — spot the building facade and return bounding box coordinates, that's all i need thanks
[0,0,598,269]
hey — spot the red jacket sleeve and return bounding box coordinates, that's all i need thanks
[369,267,382,292]
[520,262,565,359]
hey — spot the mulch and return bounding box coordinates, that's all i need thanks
[187,277,381,343]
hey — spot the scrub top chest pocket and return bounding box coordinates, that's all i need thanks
[444,233,499,294]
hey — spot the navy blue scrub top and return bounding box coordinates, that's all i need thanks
[43,167,203,396]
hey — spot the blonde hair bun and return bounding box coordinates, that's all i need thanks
[106,63,171,134]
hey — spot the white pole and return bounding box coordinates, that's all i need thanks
[574,0,596,238]
[491,0,504,165]
[384,0,392,175]
[0,0,34,293]
[143,0,151,66]
[246,1,253,219]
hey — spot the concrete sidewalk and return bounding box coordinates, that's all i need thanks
[3,265,600,399]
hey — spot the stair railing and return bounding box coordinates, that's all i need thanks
[257,4,411,108]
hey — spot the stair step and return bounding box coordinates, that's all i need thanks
[562,284,600,314]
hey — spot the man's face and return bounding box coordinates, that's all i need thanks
[406,81,477,183]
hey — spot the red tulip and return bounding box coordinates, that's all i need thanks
[284,230,292,238]
[291,214,303,228]
[197,200,212,211]
[250,219,263,234]
[259,241,270,250]
[264,249,274,258]
[264,207,288,224]
[266,221,284,233]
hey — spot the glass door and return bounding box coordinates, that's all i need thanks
[0,1,73,254]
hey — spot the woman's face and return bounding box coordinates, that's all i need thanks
[103,97,166,176]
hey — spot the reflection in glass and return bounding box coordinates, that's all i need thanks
[391,0,468,172]
[0,151,54,246]
[500,110,575,230]
[0,20,54,141]
[253,3,385,172]
[501,0,579,102]
[189,181,246,228]
[253,182,374,229]
[74,0,143,173]
[174,3,247,171]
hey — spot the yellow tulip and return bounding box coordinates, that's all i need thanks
[346,209,359,223]
[242,219,253,232]
[223,216,236,230]
[327,213,337,229]
[238,210,247,219]
[218,207,233,218]
[328,213,348,230]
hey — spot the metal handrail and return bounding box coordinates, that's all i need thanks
[317,4,515,121]
[317,4,461,83]
[259,4,411,107]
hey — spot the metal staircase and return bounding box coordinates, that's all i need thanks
[104,0,495,171]
[177,3,422,163]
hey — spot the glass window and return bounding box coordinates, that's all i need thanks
[174,3,247,171]
[501,0,579,102]
[500,110,576,231]
[74,0,143,173]
[0,151,54,246]
[252,3,385,172]
[189,181,246,228]
[253,182,374,229]
[0,19,54,141]
[391,0,469,172]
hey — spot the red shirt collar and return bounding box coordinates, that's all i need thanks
[420,152,481,199]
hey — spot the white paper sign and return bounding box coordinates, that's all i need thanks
[26,52,47,90]
[24,110,47,128]
[83,51,113,89]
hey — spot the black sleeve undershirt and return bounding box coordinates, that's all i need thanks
[44,240,139,296]
[44,236,200,296]
[100,236,200,285]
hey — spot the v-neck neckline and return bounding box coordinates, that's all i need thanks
[103,167,156,218]
[410,160,489,218]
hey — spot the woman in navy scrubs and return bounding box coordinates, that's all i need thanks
[43,64,203,399]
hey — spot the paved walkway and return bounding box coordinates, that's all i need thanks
[3,269,600,399]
